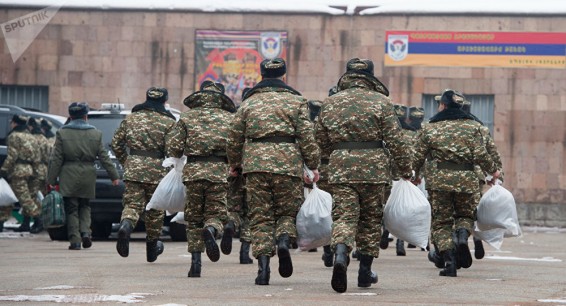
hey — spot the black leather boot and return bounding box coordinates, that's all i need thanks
[146,237,164,263]
[116,219,134,257]
[428,244,445,269]
[14,216,31,232]
[276,233,293,278]
[352,249,360,261]
[474,236,485,259]
[0,221,3,233]
[379,229,390,249]
[81,232,92,249]
[358,254,378,288]
[239,241,253,264]
[188,252,202,277]
[202,226,220,262]
[439,249,457,277]
[221,221,235,255]
[322,245,333,267]
[456,228,473,268]
[30,217,43,234]
[331,243,349,293]
[396,239,406,256]
[255,255,270,285]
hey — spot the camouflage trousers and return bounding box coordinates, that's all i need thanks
[120,181,164,240]
[64,197,91,244]
[227,175,251,242]
[331,183,387,258]
[30,171,47,215]
[0,205,13,222]
[184,180,227,253]
[10,176,39,218]
[246,173,303,258]
[429,190,475,252]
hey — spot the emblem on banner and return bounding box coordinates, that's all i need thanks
[260,32,282,59]
[388,34,409,61]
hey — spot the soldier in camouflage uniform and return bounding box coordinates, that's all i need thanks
[0,115,40,233]
[111,87,176,262]
[166,81,236,277]
[316,58,412,293]
[413,89,501,277]
[227,58,320,286]
[47,103,120,250]
[27,117,52,233]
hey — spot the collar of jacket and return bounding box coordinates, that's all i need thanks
[242,78,301,100]
[61,119,96,130]
[132,101,176,120]
[429,108,477,123]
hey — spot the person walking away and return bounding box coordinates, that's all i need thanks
[47,102,120,250]
[111,87,176,262]
[27,117,51,233]
[227,58,320,286]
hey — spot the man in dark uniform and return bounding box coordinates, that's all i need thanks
[111,87,176,262]
[47,103,120,249]
[227,58,320,286]
[316,58,412,293]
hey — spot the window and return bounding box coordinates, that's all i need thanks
[0,85,49,112]
[421,94,495,134]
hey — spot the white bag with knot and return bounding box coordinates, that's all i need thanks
[170,212,188,225]
[146,156,186,213]
[0,178,18,207]
[476,183,521,242]
[383,180,431,249]
[296,183,333,251]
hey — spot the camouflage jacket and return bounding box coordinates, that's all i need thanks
[390,128,417,180]
[1,127,39,179]
[315,72,412,184]
[167,93,234,183]
[227,79,320,177]
[111,107,176,184]
[474,125,504,183]
[413,108,498,193]
[32,133,52,179]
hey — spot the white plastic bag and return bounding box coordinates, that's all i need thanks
[383,180,431,249]
[0,178,18,207]
[296,183,333,251]
[473,224,506,250]
[476,184,521,237]
[146,156,186,212]
[170,212,188,225]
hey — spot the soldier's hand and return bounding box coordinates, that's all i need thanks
[111,179,120,186]
[229,166,241,177]
[411,177,422,186]
[311,169,320,183]
[488,170,501,185]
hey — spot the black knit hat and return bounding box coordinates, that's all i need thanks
[40,118,52,129]
[260,58,286,78]
[11,114,29,125]
[346,58,374,76]
[68,102,90,118]
[146,87,168,103]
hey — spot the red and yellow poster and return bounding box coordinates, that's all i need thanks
[195,30,288,106]
[384,31,566,69]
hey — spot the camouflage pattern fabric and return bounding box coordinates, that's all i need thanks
[111,109,175,184]
[227,175,251,242]
[184,180,227,252]
[0,206,12,222]
[30,133,52,208]
[331,184,386,257]
[413,117,498,193]
[64,197,91,244]
[226,81,320,176]
[1,128,40,217]
[474,125,504,183]
[120,182,164,240]
[429,190,475,252]
[246,173,303,258]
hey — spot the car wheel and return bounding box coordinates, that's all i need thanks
[169,222,187,242]
[47,227,68,241]
[91,221,113,240]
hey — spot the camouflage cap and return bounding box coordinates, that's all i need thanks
[183,80,236,113]
[11,114,29,125]
[27,117,41,127]
[393,104,408,118]
[434,89,465,106]
[409,106,425,119]
[68,102,90,118]
[260,58,286,78]
[146,87,168,103]
[346,58,374,75]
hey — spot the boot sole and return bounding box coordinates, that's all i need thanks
[331,262,348,293]
[220,227,234,255]
[457,242,473,269]
[116,229,130,257]
[203,228,220,262]
[474,240,485,260]
[277,247,293,278]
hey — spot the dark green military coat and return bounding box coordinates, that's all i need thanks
[47,119,119,199]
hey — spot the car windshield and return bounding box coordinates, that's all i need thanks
[87,115,125,150]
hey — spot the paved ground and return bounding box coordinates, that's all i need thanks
[0,227,565,305]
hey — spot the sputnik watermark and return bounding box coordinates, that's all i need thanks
[1,2,64,63]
